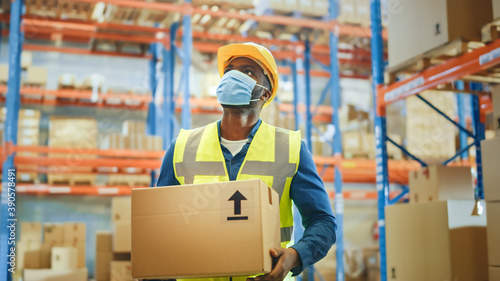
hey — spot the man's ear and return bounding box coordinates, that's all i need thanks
[262,89,272,101]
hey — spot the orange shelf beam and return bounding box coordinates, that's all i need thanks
[16,184,147,196]
[377,38,500,112]
[14,145,165,158]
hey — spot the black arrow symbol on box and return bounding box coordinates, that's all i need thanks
[228,190,247,215]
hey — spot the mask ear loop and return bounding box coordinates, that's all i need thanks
[249,84,270,102]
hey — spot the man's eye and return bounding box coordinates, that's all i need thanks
[244,70,254,76]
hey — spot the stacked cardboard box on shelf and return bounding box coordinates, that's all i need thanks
[481,87,500,280]
[104,120,162,187]
[388,0,492,68]
[95,197,136,281]
[406,91,457,161]
[19,222,88,281]
[48,116,98,185]
[386,166,487,281]
[0,108,41,183]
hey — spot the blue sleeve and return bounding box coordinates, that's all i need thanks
[289,141,337,276]
[156,138,181,187]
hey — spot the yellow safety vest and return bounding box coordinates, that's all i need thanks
[173,121,301,281]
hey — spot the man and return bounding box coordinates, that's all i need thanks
[157,42,336,281]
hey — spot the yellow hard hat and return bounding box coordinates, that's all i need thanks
[217,42,279,107]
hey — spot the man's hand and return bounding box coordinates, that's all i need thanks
[247,247,300,281]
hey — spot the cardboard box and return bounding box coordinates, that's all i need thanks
[490,266,500,281]
[111,261,134,281]
[43,224,64,245]
[63,240,86,268]
[96,252,113,281]
[21,51,32,70]
[487,202,500,266]
[49,117,98,145]
[409,166,474,203]
[18,241,42,269]
[492,89,500,136]
[122,120,145,136]
[40,244,52,269]
[481,137,500,201]
[23,268,88,281]
[386,200,488,281]
[131,179,280,279]
[388,0,493,68]
[21,222,42,243]
[26,66,48,85]
[0,64,8,83]
[96,231,113,252]
[95,231,113,281]
[113,222,131,253]
[63,223,86,242]
[494,0,500,19]
[112,197,132,222]
[51,247,77,270]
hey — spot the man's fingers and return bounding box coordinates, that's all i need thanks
[270,247,283,258]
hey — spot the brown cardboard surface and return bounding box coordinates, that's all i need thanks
[21,222,42,243]
[490,266,500,281]
[131,179,280,279]
[17,241,42,269]
[386,200,488,281]
[43,224,64,245]
[95,252,113,281]
[481,137,500,201]
[23,268,88,281]
[111,197,131,222]
[409,166,473,203]
[487,202,500,266]
[111,261,135,281]
[63,223,85,242]
[96,231,113,252]
[113,222,131,253]
[40,244,51,269]
[63,240,86,268]
[388,0,492,68]
[492,87,500,137]
[51,247,77,270]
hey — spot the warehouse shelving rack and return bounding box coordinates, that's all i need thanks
[370,1,497,280]
[0,0,400,280]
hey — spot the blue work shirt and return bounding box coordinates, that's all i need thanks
[157,119,337,276]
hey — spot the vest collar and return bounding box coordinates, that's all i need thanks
[216,119,262,143]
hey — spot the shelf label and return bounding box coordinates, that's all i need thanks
[384,77,425,103]
[98,188,119,195]
[479,47,500,65]
[49,187,71,194]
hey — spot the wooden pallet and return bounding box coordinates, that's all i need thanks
[108,174,151,187]
[25,0,94,20]
[18,172,39,184]
[385,38,485,84]
[344,151,375,160]
[47,173,96,186]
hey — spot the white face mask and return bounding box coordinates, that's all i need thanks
[216,70,269,106]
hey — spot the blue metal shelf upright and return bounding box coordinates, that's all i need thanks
[2,0,23,280]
